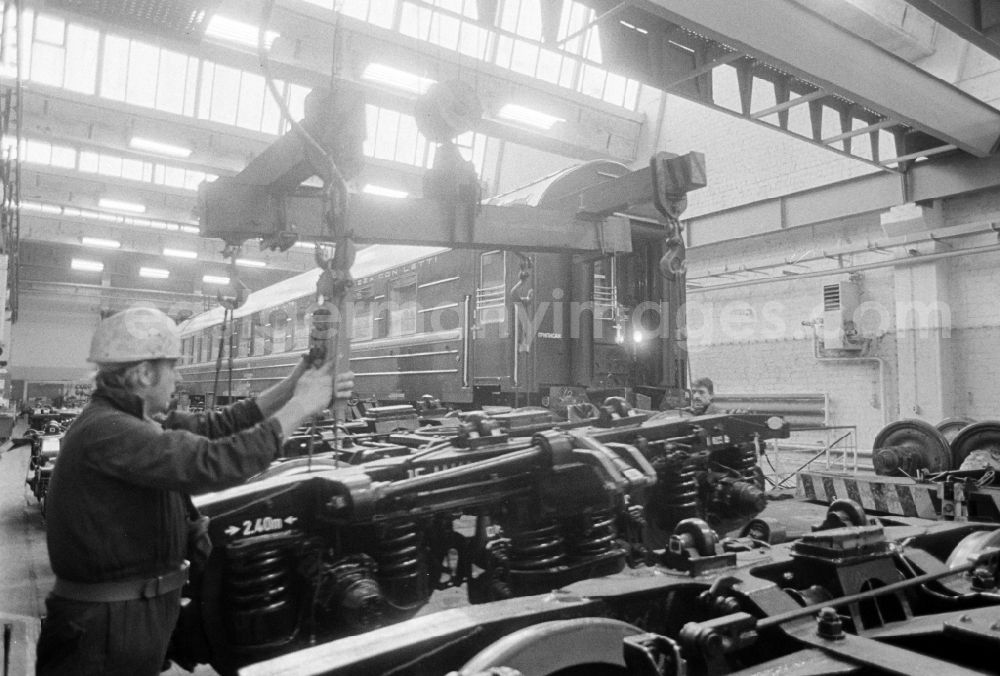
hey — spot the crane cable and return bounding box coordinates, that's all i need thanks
[258,0,353,467]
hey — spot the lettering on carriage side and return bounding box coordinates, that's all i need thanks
[537,332,562,339]
[355,256,440,286]
[236,515,287,536]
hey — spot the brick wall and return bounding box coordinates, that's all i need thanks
[686,268,895,448]
[946,251,1000,420]
[682,182,1000,448]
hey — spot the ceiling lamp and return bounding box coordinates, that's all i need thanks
[235,258,266,268]
[362,184,409,198]
[129,136,192,159]
[139,267,170,279]
[205,15,278,49]
[203,274,230,285]
[163,247,198,259]
[361,63,435,94]
[98,197,146,213]
[71,258,104,272]
[80,236,121,249]
[497,103,564,130]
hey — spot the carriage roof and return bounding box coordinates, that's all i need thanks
[178,244,448,336]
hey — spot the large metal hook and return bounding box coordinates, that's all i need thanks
[217,245,249,310]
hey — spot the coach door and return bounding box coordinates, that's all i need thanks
[473,250,508,394]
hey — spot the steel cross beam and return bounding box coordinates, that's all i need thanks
[635,0,1000,157]
[902,0,1000,63]
[197,85,706,254]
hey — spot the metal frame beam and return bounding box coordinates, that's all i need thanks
[635,0,1000,157]
[902,0,1000,62]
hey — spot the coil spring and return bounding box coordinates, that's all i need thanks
[376,521,426,607]
[661,458,699,518]
[506,521,566,570]
[568,510,618,558]
[224,541,297,646]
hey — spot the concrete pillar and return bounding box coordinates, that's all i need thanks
[888,203,953,422]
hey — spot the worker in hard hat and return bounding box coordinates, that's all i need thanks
[36,306,353,675]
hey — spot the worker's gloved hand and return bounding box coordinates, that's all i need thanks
[291,361,337,418]
[333,371,355,401]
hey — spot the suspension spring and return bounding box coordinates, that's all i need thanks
[662,458,700,518]
[223,537,298,647]
[506,521,566,570]
[567,510,618,558]
[376,521,427,608]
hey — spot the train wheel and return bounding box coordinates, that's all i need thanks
[872,419,951,476]
[456,618,643,676]
[951,421,1000,470]
[936,417,976,446]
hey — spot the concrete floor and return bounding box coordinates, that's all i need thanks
[0,427,836,675]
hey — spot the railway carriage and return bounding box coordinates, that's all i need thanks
[177,160,687,409]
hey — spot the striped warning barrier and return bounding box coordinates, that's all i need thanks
[796,471,940,519]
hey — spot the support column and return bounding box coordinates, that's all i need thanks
[888,203,953,422]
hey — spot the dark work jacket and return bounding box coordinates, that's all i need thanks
[45,386,282,584]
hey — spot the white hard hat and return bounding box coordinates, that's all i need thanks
[88,307,182,364]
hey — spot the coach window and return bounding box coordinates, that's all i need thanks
[389,275,417,336]
[294,298,310,350]
[227,317,241,358]
[200,328,213,363]
[284,301,297,352]
[256,311,273,356]
[238,314,252,357]
[269,308,289,354]
[249,313,263,356]
[353,285,374,341]
[477,250,506,326]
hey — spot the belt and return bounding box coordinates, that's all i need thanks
[53,562,190,603]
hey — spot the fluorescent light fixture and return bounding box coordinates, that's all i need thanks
[497,104,564,130]
[235,258,267,268]
[361,63,435,94]
[80,236,121,249]
[205,15,278,50]
[202,274,230,285]
[362,184,409,199]
[71,258,103,272]
[98,197,146,213]
[129,136,192,159]
[139,267,170,279]
[163,248,197,259]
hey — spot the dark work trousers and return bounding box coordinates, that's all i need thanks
[36,590,181,675]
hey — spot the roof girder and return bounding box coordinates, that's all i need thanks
[583,0,1000,166]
